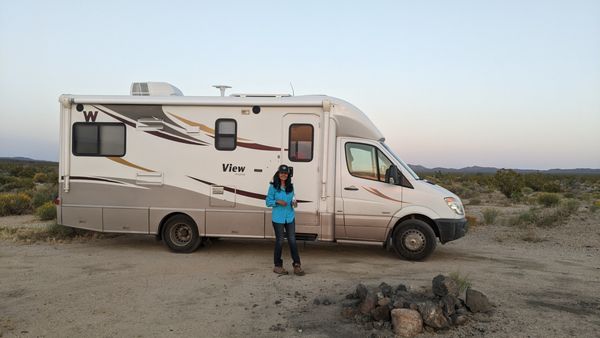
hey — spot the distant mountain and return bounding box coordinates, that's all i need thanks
[0,157,57,164]
[409,165,600,175]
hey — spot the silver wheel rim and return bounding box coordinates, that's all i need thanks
[169,223,193,247]
[402,229,426,253]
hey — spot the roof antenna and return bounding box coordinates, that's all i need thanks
[212,85,231,97]
[289,82,295,96]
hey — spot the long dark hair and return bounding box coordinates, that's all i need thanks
[271,171,294,193]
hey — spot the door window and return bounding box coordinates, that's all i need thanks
[289,124,313,162]
[345,142,394,183]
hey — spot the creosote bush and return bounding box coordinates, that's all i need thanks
[36,201,56,220]
[33,172,48,183]
[537,193,560,208]
[449,271,472,293]
[0,192,32,216]
[494,169,524,199]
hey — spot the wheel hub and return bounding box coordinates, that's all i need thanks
[171,223,192,246]
[403,229,426,252]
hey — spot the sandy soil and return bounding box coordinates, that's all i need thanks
[1,213,599,338]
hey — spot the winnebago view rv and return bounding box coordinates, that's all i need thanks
[57,82,467,260]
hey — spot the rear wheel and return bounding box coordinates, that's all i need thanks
[162,215,202,253]
[392,219,437,261]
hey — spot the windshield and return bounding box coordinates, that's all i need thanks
[381,142,420,180]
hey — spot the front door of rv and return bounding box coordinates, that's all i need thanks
[339,138,399,241]
[275,114,320,237]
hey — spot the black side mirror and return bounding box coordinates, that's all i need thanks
[385,165,401,185]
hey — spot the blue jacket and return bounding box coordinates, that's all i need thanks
[265,184,295,223]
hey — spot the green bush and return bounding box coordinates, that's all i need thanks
[31,185,56,208]
[537,193,560,208]
[483,208,500,225]
[468,198,481,205]
[36,201,56,220]
[542,181,562,193]
[0,177,34,192]
[33,172,48,183]
[510,209,539,227]
[494,169,524,199]
[0,192,32,216]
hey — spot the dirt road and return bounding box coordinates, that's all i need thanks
[1,219,599,337]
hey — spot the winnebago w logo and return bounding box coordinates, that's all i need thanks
[83,111,98,122]
[222,163,245,173]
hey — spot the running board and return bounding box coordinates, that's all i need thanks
[295,233,318,241]
[336,239,384,246]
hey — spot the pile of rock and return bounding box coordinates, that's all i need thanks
[341,274,492,337]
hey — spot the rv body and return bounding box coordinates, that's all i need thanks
[57,83,467,260]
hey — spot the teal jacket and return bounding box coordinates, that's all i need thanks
[265,184,295,223]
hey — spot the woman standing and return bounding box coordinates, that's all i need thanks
[266,164,304,276]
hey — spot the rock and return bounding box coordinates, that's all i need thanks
[269,324,286,332]
[378,282,393,297]
[417,301,451,329]
[356,283,369,301]
[451,314,468,326]
[378,297,391,307]
[391,308,423,338]
[373,320,385,330]
[395,284,408,293]
[354,313,372,324]
[432,274,459,297]
[371,305,391,321]
[275,300,281,305]
[341,306,357,319]
[322,298,332,306]
[392,297,405,309]
[409,303,419,311]
[439,294,460,316]
[313,298,320,305]
[359,291,378,314]
[466,288,492,313]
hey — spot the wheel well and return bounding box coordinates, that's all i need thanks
[387,214,440,244]
[156,212,194,241]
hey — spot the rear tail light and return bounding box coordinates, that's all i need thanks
[53,197,61,205]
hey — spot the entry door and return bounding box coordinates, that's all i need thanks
[339,138,401,241]
[277,114,320,235]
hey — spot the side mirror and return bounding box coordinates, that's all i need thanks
[385,165,401,185]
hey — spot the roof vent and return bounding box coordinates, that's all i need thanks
[131,82,183,96]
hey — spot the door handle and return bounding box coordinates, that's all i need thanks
[344,186,359,191]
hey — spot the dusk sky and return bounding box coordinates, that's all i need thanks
[1,0,599,169]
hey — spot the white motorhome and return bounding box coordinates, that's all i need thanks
[57,82,467,260]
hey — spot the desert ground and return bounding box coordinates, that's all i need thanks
[1,207,599,338]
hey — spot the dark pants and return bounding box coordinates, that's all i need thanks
[272,220,301,267]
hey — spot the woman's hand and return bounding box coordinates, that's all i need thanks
[276,200,288,206]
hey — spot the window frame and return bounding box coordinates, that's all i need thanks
[214,118,237,151]
[72,122,126,157]
[344,142,395,183]
[288,123,314,162]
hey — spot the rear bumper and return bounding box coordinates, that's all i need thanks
[435,218,468,244]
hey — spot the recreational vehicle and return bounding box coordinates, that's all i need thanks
[56,82,467,260]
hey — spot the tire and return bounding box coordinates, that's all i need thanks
[392,219,437,261]
[161,214,202,253]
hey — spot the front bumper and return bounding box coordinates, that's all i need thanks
[435,218,468,244]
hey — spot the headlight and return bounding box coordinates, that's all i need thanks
[444,197,464,215]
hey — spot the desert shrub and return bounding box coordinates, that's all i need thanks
[468,198,481,205]
[483,208,500,225]
[537,193,560,208]
[542,181,562,193]
[449,271,472,293]
[536,199,580,228]
[0,177,34,192]
[0,192,32,216]
[33,172,48,183]
[522,187,534,195]
[523,173,545,191]
[466,215,478,227]
[591,200,600,213]
[494,169,524,199]
[31,185,56,208]
[35,201,56,220]
[510,209,539,227]
[520,228,544,242]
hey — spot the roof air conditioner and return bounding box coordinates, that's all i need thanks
[131,82,183,96]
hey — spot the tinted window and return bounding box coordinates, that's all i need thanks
[73,123,125,157]
[215,119,236,150]
[289,124,313,162]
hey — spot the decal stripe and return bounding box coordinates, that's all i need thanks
[167,112,252,141]
[363,186,403,203]
[69,176,124,185]
[187,176,311,203]
[107,157,154,172]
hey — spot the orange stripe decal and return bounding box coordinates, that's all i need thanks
[363,186,403,203]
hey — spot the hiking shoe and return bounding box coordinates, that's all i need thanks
[293,264,305,276]
[273,266,288,275]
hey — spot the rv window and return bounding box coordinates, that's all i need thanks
[345,143,378,180]
[72,123,126,157]
[377,150,393,182]
[289,124,313,162]
[215,119,237,150]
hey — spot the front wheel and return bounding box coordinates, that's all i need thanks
[392,219,437,261]
[162,215,202,253]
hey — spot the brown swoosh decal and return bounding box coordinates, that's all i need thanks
[187,176,311,203]
[95,105,209,146]
[107,157,154,172]
[363,186,403,203]
[69,176,124,185]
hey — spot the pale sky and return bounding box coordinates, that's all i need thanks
[1,0,599,169]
